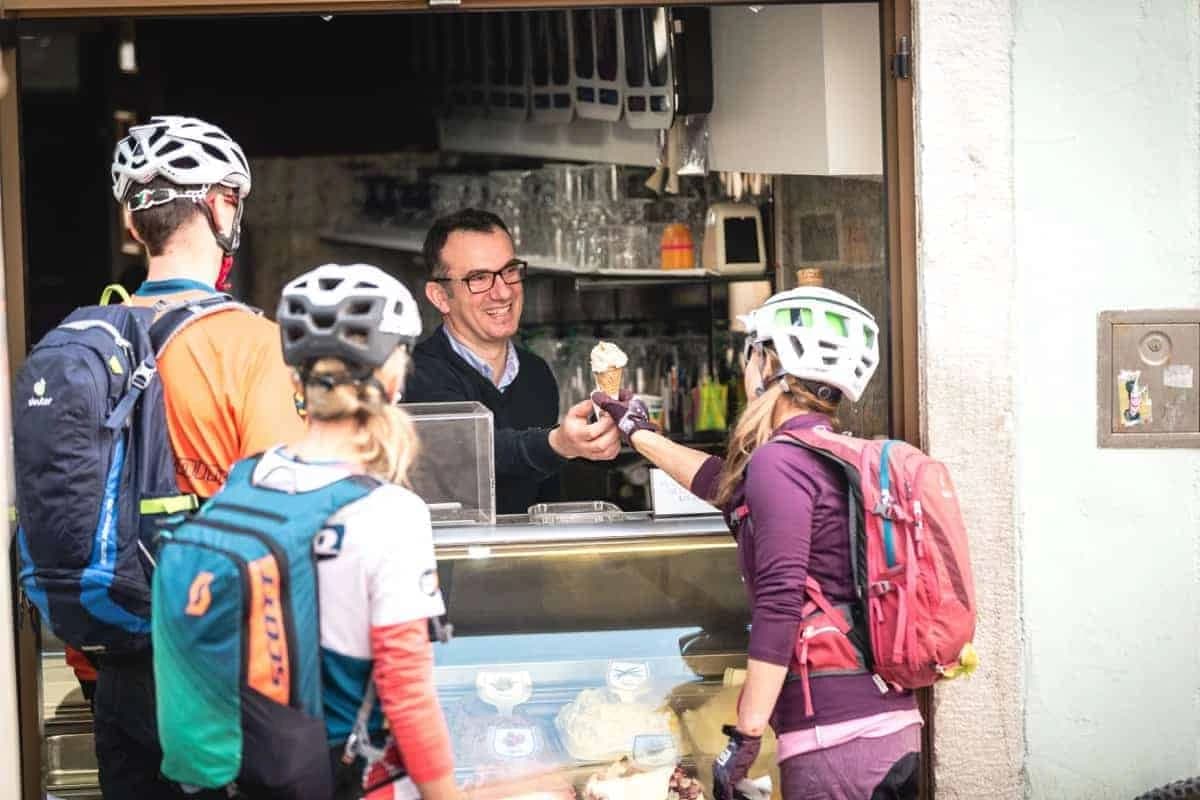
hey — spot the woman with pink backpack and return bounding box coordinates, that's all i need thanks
[592,287,924,800]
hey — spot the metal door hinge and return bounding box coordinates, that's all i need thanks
[892,34,912,80]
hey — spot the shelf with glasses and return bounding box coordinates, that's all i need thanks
[318,224,770,287]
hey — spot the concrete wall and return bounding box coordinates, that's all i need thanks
[1013,1,1200,797]
[918,0,1200,797]
[913,0,1024,797]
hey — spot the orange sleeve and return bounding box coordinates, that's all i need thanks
[237,321,307,456]
[370,620,455,784]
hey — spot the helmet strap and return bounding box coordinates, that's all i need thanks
[194,192,243,291]
[194,191,244,255]
[755,370,841,405]
[301,364,384,398]
[216,254,234,292]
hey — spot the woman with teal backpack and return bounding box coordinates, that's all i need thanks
[153,263,459,800]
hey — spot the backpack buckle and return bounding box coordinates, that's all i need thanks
[130,362,156,390]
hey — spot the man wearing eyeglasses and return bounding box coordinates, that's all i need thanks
[407,208,620,515]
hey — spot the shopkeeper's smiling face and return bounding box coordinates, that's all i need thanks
[427,227,524,347]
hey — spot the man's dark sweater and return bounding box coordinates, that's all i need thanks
[405,326,566,515]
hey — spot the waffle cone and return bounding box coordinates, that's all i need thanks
[594,368,624,399]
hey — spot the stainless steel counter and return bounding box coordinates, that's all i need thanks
[432,511,730,547]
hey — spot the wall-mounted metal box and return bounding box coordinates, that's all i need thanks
[1098,310,1200,448]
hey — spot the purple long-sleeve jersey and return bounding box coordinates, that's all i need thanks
[691,413,916,732]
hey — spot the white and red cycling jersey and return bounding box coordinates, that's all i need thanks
[252,447,454,789]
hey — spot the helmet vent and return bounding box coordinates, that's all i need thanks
[200,142,227,162]
[318,277,343,291]
[287,301,305,316]
[171,156,199,170]
[158,140,183,156]
[348,301,373,316]
[312,312,336,331]
[356,281,379,290]
[341,328,369,346]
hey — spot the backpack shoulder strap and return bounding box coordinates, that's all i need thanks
[771,428,870,605]
[148,294,262,355]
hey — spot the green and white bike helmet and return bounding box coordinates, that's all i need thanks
[738,287,880,402]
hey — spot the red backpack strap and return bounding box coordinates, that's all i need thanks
[802,576,852,635]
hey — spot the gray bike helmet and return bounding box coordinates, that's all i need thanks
[278,263,421,371]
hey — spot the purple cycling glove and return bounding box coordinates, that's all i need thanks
[713,725,762,800]
[590,389,658,444]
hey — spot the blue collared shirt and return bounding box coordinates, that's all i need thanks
[443,326,520,392]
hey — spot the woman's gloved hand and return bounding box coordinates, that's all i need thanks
[712,725,762,800]
[590,389,658,444]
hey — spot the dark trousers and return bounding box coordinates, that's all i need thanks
[93,653,224,800]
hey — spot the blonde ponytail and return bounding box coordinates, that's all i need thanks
[301,355,419,485]
[713,349,839,508]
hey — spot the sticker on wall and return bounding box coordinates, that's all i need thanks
[1163,364,1194,390]
[1118,369,1153,427]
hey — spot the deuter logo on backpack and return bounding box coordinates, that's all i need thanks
[27,378,53,407]
[13,291,237,653]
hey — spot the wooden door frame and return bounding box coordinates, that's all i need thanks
[0,2,923,798]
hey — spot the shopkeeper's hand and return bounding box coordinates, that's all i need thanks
[713,725,762,800]
[591,390,658,445]
[550,398,621,461]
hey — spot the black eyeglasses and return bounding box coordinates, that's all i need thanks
[433,260,528,294]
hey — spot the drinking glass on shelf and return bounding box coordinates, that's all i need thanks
[605,225,648,271]
[488,170,532,253]
[430,174,467,217]
[463,174,489,210]
[538,163,585,267]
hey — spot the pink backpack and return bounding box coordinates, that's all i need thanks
[770,427,978,710]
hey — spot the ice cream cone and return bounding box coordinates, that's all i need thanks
[595,367,624,400]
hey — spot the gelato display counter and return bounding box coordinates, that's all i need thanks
[430,520,780,800]
[39,515,767,800]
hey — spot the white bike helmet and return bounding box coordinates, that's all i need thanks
[739,287,880,402]
[111,115,251,203]
[112,116,251,256]
[278,264,422,371]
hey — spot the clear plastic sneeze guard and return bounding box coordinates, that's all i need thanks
[405,401,496,525]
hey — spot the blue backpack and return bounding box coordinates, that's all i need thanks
[152,456,379,798]
[14,287,241,654]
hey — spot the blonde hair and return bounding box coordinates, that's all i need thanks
[300,353,418,485]
[713,347,839,508]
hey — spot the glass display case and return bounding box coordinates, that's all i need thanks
[407,401,496,525]
[35,517,772,800]
[432,530,782,800]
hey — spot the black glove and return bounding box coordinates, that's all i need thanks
[712,725,762,800]
[590,389,658,445]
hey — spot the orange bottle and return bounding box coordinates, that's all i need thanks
[660,224,695,270]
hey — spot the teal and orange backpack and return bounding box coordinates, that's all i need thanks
[152,455,379,798]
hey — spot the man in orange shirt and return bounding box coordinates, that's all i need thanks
[96,116,305,798]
